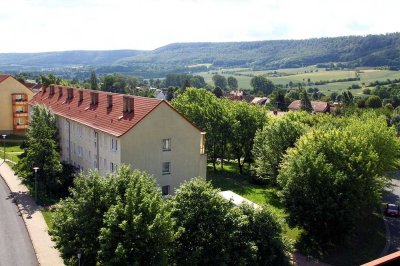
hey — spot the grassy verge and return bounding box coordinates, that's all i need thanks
[41,210,55,231]
[207,162,301,242]
[1,142,23,164]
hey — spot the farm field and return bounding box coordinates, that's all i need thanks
[198,67,400,96]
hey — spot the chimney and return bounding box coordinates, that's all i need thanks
[67,88,74,99]
[123,96,134,113]
[90,92,99,105]
[49,85,55,96]
[79,90,84,102]
[107,94,113,108]
[58,86,63,97]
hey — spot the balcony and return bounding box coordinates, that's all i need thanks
[14,124,29,130]
[14,111,28,117]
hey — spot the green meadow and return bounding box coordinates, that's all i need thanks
[198,67,400,96]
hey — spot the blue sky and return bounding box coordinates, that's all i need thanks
[1,0,399,53]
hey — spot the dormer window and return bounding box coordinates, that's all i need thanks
[49,85,55,95]
[79,90,83,102]
[107,94,113,108]
[67,88,74,99]
[90,92,99,105]
[123,96,134,113]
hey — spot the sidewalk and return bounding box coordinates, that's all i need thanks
[0,160,64,266]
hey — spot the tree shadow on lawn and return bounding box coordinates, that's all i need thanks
[295,208,385,266]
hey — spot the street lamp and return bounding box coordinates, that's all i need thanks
[2,134,6,161]
[33,167,39,202]
[77,250,82,266]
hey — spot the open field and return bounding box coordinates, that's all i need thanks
[198,67,400,96]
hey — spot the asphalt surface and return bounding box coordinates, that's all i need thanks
[0,176,37,266]
[383,176,400,254]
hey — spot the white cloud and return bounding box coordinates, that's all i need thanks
[0,0,399,52]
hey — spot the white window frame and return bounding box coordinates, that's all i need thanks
[162,162,171,175]
[162,138,171,151]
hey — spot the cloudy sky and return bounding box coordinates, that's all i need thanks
[1,0,399,53]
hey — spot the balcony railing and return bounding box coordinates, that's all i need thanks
[14,112,28,117]
[14,124,29,130]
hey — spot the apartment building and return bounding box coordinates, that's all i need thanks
[0,75,35,134]
[29,85,207,195]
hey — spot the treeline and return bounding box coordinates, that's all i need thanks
[2,33,400,77]
[51,168,290,265]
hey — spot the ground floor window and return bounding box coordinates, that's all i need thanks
[162,185,170,196]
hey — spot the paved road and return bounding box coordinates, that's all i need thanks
[0,176,37,266]
[383,176,400,254]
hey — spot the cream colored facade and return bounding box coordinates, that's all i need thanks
[0,76,34,133]
[55,101,206,195]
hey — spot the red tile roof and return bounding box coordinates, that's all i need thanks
[0,74,11,83]
[288,100,330,113]
[30,86,167,137]
[361,251,400,265]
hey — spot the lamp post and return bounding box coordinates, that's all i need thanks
[77,250,82,266]
[33,167,39,202]
[2,134,6,161]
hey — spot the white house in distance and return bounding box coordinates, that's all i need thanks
[29,85,207,195]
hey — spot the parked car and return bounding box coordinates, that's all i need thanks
[385,203,400,217]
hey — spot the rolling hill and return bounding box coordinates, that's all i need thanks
[1,33,399,77]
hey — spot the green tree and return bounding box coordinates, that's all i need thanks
[213,86,223,98]
[90,70,98,90]
[365,95,382,108]
[212,74,227,90]
[250,76,274,95]
[227,76,238,90]
[252,112,310,183]
[270,89,287,111]
[278,115,400,244]
[170,178,236,265]
[172,88,228,171]
[17,104,63,196]
[52,166,174,266]
[51,171,111,266]
[300,90,313,112]
[228,100,266,174]
[341,91,354,106]
[231,205,291,266]
[41,74,62,87]
[98,169,175,265]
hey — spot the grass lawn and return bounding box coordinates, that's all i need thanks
[207,162,301,242]
[41,210,55,231]
[1,142,23,163]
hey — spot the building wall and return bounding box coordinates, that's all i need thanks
[56,117,121,173]
[120,102,207,195]
[0,77,34,132]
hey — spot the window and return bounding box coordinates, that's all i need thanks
[162,162,170,175]
[200,133,206,155]
[162,185,170,196]
[162,138,171,151]
[110,162,114,172]
[77,146,83,157]
[111,139,118,151]
[103,158,107,170]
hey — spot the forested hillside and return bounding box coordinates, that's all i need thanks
[1,33,399,77]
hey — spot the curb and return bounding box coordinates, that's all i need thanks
[0,171,40,265]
